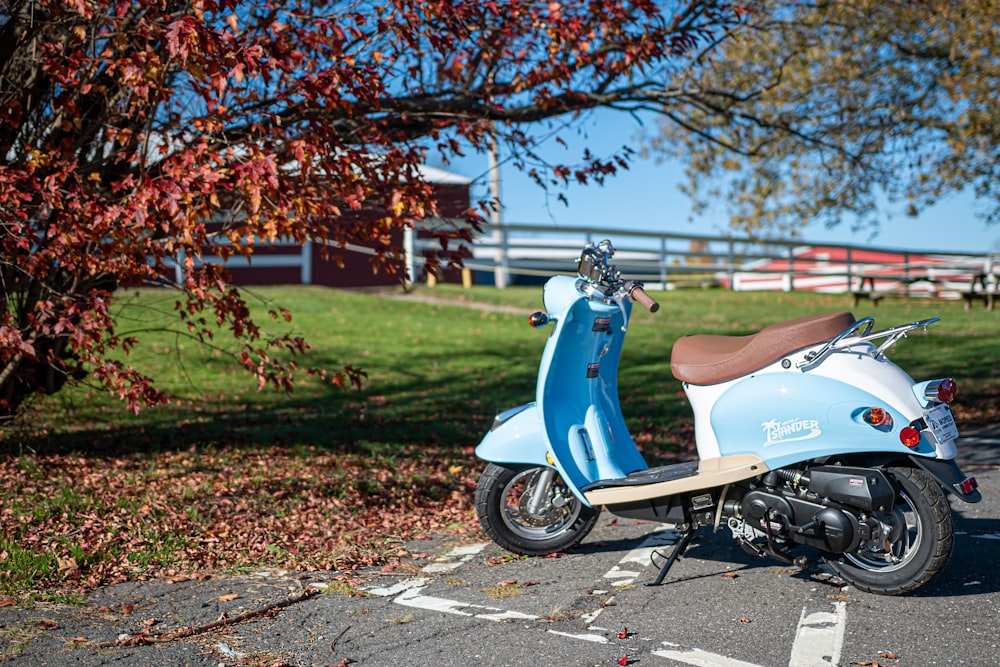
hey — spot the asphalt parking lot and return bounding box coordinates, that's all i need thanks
[3,431,997,667]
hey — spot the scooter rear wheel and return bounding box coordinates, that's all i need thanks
[823,464,954,595]
[475,463,599,556]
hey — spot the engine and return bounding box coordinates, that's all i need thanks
[725,466,896,554]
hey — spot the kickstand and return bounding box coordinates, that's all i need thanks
[645,527,694,587]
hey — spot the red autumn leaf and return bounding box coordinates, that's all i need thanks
[0,0,747,420]
[618,656,629,666]
[616,628,629,639]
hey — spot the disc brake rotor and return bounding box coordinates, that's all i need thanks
[516,478,566,526]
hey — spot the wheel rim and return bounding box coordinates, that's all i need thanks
[845,488,922,573]
[499,468,582,541]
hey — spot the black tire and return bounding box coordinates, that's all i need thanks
[475,463,599,556]
[823,465,954,595]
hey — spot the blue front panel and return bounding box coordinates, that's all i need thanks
[712,373,934,469]
[536,277,647,487]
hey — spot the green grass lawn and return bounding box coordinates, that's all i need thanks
[1,282,997,599]
[12,282,998,454]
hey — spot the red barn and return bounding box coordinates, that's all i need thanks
[191,165,473,288]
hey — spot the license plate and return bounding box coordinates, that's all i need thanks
[925,404,959,444]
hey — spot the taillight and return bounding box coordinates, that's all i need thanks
[924,378,958,404]
[899,426,922,448]
[957,477,979,495]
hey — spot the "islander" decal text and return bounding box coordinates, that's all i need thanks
[761,418,822,447]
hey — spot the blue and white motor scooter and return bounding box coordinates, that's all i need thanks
[474,239,981,595]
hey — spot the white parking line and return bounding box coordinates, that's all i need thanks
[420,543,489,572]
[395,585,536,621]
[547,630,609,644]
[654,643,766,667]
[365,577,429,597]
[787,601,846,667]
[361,537,847,666]
[587,528,680,623]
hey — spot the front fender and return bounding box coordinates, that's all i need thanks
[475,403,593,506]
[475,403,550,467]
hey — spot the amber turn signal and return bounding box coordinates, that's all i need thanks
[529,311,550,328]
[864,407,892,427]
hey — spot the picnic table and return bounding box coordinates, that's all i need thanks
[851,271,996,311]
[960,272,997,311]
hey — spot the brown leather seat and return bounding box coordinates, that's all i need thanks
[670,312,856,385]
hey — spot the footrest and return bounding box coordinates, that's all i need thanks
[581,460,699,492]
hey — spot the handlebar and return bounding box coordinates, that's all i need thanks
[576,241,660,315]
[627,282,659,313]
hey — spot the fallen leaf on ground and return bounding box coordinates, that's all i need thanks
[57,556,78,573]
[217,593,240,602]
[737,617,751,623]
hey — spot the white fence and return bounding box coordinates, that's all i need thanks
[416,222,997,307]
[175,220,998,307]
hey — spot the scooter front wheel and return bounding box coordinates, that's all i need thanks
[823,465,954,595]
[475,464,599,556]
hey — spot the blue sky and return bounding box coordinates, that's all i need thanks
[435,110,999,255]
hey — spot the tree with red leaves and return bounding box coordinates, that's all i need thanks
[0,1,744,419]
